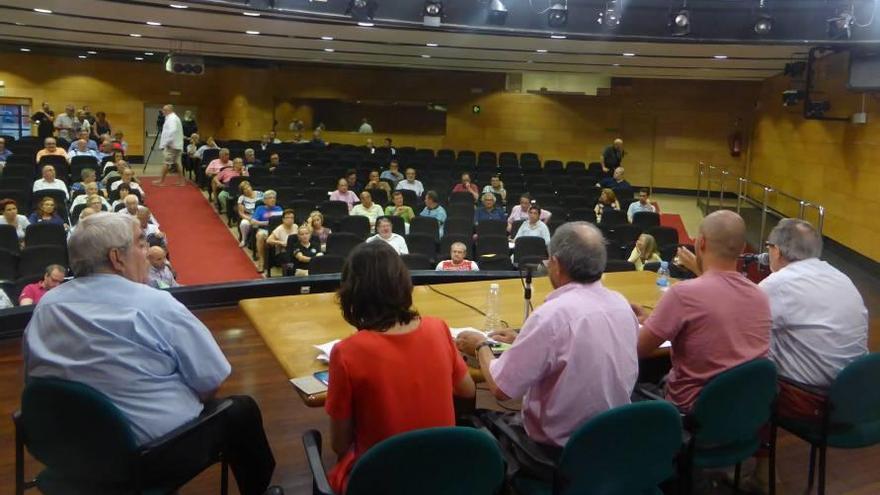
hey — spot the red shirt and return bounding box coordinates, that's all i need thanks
[19,282,48,305]
[451,182,479,199]
[325,316,468,492]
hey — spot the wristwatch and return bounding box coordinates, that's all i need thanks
[475,341,493,356]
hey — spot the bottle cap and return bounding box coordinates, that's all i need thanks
[660,261,669,268]
[490,283,500,289]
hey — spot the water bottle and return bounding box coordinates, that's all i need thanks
[656,261,670,291]
[484,283,501,333]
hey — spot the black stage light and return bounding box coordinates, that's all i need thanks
[548,2,568,28]
[597,0,620,28]
[669,3,691,37]
[346,0,378,21]
[423,1,443,26]
[488,0,508,25]
[754,0,773,35]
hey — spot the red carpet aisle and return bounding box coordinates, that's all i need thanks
[139,179,262,285]
[659,214,695,245]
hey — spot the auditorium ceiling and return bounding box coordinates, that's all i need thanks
[0,0,876,81]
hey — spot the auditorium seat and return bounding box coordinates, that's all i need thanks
[600,210,628,226]
[609,224,643,248]
[400,253,434,271]
[513,237,548,267]
[338,216,370,240]
[568,208,597,224]
[325,233,362,258]
[0,249,18,281]
[445,218,474,237]
[447,203,474,219]
[388,215,407,237]
[604,260,636,272]
[409,216,440,241]
[605,239,624,260]
[587,162,604,176]
[565,161,586,175]
[475,235,509,259]
[25,223,67,249]
[633,211,661,229]
[18,245,67,279]
[648,226,679,247]
[309,255,345,275]
[543,161,563,174]
[475,220,506,238]
[404,234,437,262]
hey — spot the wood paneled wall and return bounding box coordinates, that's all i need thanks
[0,52,757,190]
[750,53,880,261]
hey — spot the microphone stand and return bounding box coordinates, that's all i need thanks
[522,265,534,322]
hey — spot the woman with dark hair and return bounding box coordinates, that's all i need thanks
[325,241,476,493]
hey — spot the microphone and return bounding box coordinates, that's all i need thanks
[740,252,769,266]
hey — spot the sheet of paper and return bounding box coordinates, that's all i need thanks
[314,339,341,361]
[450,327,487,339]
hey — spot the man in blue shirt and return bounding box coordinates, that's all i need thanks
[0,137,12,162]
[627,188,657,222]
[474,192,506,224]
[23,212,277,495]
[67,129,98,152]
[420,190,447,237]
[599,166,632,190]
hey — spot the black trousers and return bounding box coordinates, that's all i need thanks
[216,395,276,495]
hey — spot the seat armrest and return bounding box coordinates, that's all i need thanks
[302,429,336,495]
[139,398,234,456]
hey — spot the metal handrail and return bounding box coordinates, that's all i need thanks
[697,161,826,246]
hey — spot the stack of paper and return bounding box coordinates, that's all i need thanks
[450,327,497,343]
[314,339,340,363]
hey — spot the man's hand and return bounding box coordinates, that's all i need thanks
[675,246,700,275]
[488,329,518,344]
[630,303,649,324]
[456,331,487,356]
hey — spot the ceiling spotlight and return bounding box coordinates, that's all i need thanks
[487,0,508,25]
[346,0,378,22]
[78,55,87,59]
[245,30,260,35]
[423,1,443,26]
[87,50,98,54]
[622,52,636,57]
[669,1,691,36]
[169,4,188,8]
[321,36,334,40]
[713,55,728,59]
[548,2,568,28]
[550,34,566,39]
[135,57,144,61]
[597,0,620,28]
[20,48,31,52]
[426,42,439,47]
[146,21,162,26]
[753,0,773,35]
[536,49,548,53]
[130,33,142,37]
[243,11,261,17]
[324,48,335,52]
[33,8,52,14]
[357,21,375,27]
[421,54,431,58]
[145,52,154,55]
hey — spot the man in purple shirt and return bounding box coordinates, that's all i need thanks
[457,222,639,453]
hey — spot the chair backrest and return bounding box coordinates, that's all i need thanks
[309,254,345,274]
[338,215,371,240]
[0,224,20,253]
[603,260,636,272]
[558,402,682,495]
[476,219,507,238]
[691,358,777,446]
[609,224,643,246]
[19,245,67,278]
[409,216,439,241]
[447,203,475,219]
[444,218,474,238]
[647,226,679,247]
[347,427,505,495]
[326,232,363,257]
[400,254,434,271]
[405,234,437,260]
[828,353,880,425]
[476,235,509,258]
[20,377,139,483]
[600,210,628,226]
[449,191,476,205]
[513,237,548,265]
[633,211,661,228]
[388,215,406,236]
[25,223,67,248]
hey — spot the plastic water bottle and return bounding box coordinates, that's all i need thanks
[484,283,501,333]
[656,261,670,291]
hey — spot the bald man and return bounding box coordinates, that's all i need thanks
[634,210,771,412]
[601,138,625,174]
[147,246,179,289]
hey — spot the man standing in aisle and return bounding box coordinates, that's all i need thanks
[602,138,625,175]
[154,104,185,187]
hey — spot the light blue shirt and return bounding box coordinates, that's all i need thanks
[68,139,99,152]
[420,205,447,237]
[23,274,231,445]
[626,201,656,222]
[514,220,551,246]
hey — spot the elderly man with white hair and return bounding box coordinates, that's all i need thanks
[67,129,98,153]
[22,212,278,494]
[32,165,69,200]
[69,138,99,159]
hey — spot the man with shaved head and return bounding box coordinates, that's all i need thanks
[635,210,771,412]
[147,246,179,289]
[456,222,639,463]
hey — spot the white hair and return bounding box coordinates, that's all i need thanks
[68,213,138,276]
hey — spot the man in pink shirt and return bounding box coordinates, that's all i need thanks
[457,222,638,451]
[19,264,66,306]
[635,210,771,412]
[204,148,233,178]
[329,178,360,211]
[212,157,248,204]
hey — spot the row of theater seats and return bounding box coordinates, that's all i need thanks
[0,223,68,304]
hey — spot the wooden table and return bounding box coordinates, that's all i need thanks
[240,271,670,406]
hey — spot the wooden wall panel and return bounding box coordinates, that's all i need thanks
[0,52,758,191]
[750,53,880,261]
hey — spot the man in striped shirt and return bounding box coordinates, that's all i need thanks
[436,242,480,271]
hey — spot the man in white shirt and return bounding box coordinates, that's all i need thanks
[627,189,657,222]
[32,165,69,200]
[367,217,408,254]
[53,104,76,141]
[154,104,185,186]
[350,191,384,231]
[395,168,424,198]
[748,218,869,487]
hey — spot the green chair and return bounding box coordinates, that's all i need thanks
[682,358,778,495]
[302,426,506,495]
[775,353,880,495]
[14,377,231,495]
[507,401,683,495]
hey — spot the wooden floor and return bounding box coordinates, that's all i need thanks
[1,306,878,495]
